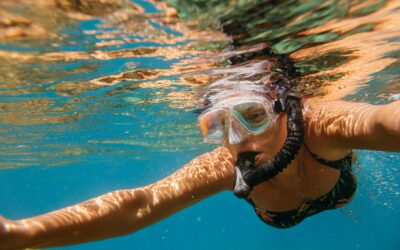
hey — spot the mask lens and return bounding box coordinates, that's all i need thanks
[232,102,270,132]
[198,110,226,142]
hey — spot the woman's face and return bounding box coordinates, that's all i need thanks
[198,92,286,164]
[224,113,287,166]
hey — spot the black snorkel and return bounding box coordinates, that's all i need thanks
[234,83,304,198]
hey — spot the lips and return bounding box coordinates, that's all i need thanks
[235,149,272,167]
[236,151,259,168]
[252,151,273,166]
[255,153,263,166]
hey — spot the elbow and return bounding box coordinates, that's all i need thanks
[113,188,152,234]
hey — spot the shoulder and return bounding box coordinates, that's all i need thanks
[187,146,235,185]
[192,147,234,166]
[302,100,374,160]
[302,99,400,154]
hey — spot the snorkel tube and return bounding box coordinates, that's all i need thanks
[234,84,304,198]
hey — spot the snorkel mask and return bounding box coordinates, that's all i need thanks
[198,95,278,145]
[233,84,304,198]
[198,83,304,199]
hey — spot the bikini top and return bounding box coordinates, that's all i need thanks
[245,146,357,228]
[305,145,354,171]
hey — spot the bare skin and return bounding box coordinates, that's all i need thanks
[0,100,399,250]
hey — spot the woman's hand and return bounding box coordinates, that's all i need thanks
[0,215,29,250]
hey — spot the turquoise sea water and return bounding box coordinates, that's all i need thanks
[0,0,399,249]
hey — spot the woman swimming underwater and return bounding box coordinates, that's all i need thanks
[1,81,399,249]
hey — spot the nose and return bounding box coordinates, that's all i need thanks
[227,115,249,145]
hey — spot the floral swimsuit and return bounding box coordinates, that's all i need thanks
[245,148,357,229]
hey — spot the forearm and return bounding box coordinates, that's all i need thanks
[5,189,145,249]
[1,147,234,250]
[373,100,400,151]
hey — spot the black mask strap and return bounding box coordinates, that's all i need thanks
[234,91,304,198]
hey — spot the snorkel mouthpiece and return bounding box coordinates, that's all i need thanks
[234,152,257,198]
[234,90,304,199]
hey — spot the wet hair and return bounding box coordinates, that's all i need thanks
[233,81,304,198]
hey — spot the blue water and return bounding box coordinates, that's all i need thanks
[1,150,399,249]
[0,0,399,249]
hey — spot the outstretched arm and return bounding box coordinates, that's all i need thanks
[0,147,234,250]
[305,100,400,153]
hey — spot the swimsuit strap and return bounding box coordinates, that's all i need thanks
[304,144,353,170]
